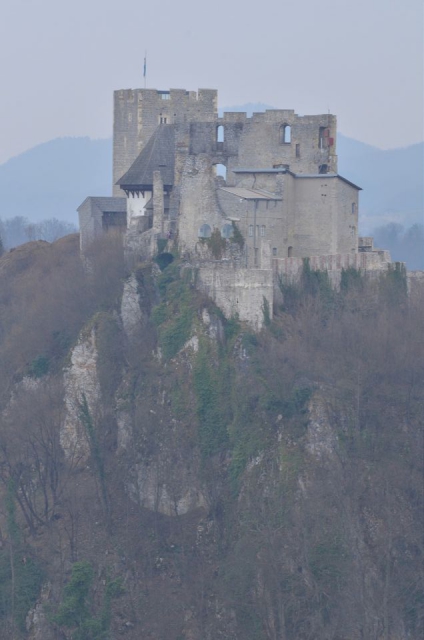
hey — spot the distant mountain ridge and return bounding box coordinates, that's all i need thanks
[0,107,422,231]
[0,137,113,225]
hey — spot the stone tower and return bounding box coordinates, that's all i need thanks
[113,88,218,195]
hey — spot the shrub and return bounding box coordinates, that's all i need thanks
[28,354,49,378]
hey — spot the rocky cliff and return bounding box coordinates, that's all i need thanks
[0,236,422,640]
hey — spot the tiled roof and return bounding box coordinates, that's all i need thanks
[77,196,127,213]
[117,125,175,190]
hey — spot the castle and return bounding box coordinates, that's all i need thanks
[78,88,392,329]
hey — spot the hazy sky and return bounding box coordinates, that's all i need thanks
[1,0,423,163]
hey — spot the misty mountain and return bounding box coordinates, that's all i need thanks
[0,137,112,225]
[0,109,422,233]
[337,137,423,232]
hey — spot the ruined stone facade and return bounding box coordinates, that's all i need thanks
[79,87,393,329]
[113,89,218,197]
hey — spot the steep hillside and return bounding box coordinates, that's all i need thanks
[0,237,422,640]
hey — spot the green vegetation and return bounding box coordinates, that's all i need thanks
[261,296,271,326]
[152,263,196,359]
[193,340,231,457]
[0,484,44,632]
[53,561,123,640]
[202,228,227,259]
[155,251,174,271]
[382,260,408,304]
[28,354,49,378]
[340,266,364,292]
[156,238,168,255]
[231,222,245,249]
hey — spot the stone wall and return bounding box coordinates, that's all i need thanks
[78,198,103,252]
[215,173,359,265]
[193,261,273,331]
[225,110,337,180]
[407,270,424,301]
[113,89,218,195]
[178,154,227,255]
[292,176,359,256]
[273,250,392,302]
[113,87,338,195]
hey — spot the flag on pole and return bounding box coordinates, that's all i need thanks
[143,54,147,78]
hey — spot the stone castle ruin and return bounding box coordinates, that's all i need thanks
[78,88,394,329]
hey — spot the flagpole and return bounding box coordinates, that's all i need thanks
[144,51,147,89]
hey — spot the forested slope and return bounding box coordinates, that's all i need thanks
[0,236,422,640]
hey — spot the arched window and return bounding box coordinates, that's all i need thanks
[351,202,356,214]
[221,224,233,239]
[280,124,291,144]
[319,163,328,174]
[288,246,293,257]
[272,247,277,256]
[217,125,224,142]
[198,224,212,238]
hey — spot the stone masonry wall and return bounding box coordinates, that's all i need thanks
[193,261,273,331]
[273,250,392,304]
[225,111,337,183]
[78,199,103,252]
[178,154,226,255]
[113,89,217,195]
[292,177,359,256]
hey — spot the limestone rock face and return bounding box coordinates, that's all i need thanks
[306,390,338,460]
[26,603,55,640]
[61,328,101,461]
[26,584,55,640]
[129,458,206,516]
[121,274,143,338]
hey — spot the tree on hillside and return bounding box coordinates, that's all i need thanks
[0,216,77,249]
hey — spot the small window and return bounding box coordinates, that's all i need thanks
[248,225,253,237]
[221,223,233,239]
[288,246,293,257]
[260,225,265,237]
[319,164,328,174]
[198,224,212,238]
[272,247,277,256]
[159,92,170,100]
[352,202,356,214]
[295,144,300,158]
[159,116,168,124]
[215,163,227,181]
[217,125,224,142]
[280,124,291,144]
